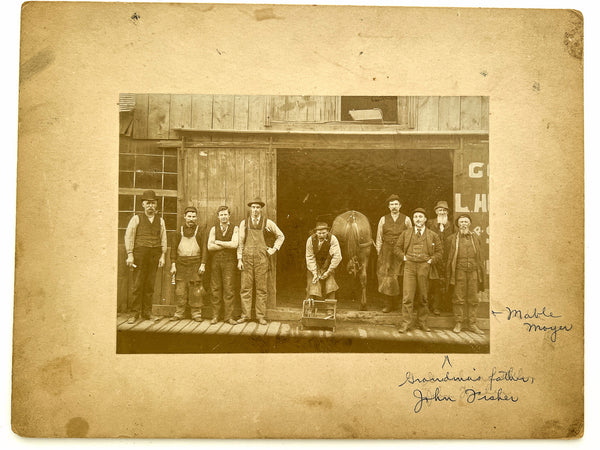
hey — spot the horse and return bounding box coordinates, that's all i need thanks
[331,210,373,311]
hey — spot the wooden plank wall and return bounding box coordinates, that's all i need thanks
[414,96,489,132]
[181,146,278,308]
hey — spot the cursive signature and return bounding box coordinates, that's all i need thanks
[398,370,481,387]
[522,322,573,342]
[464,387,519,404]
[412,388,456,413]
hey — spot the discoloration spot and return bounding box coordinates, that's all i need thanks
[359,51,363,56]
[66,417,89,437]
[39,355,74,396]
[20,48,55,83]
[130,12,140,23]
[303,396,333,409]
[532,81,541,92]
[254,8,282,21]
[564,11,583,59]
[480,71,488,77]
[72,183,79,191]
[216,48,223,55]
[567,418,584,437]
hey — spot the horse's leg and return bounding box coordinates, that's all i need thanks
[359,267,368,310]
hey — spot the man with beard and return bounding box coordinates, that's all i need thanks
[207,206,239,325]
[427,200,454,315]
[169,206,207,322]
[237,198,285,325]
[305,222,342,300]
[125,190,167,323]
[446,214,485,334]
[375,194,412,313]
[393,208,442,333]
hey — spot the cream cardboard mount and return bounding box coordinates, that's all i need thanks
[13,3,583,439]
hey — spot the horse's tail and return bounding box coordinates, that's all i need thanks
[346,213,360,260]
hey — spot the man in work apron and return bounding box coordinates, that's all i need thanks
[170,206,206,321]
[305,222,342,299]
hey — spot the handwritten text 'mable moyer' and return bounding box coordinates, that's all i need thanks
[504,306,573,342]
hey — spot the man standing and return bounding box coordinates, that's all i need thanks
[125,190,167,324]
[237,198,285,325]
[169,206,207,322]
[207,206,239,325]
[393,208,442,333]
[375,194,412,312]
[446,214,485,335]
[305,222,342,300]
[427,200,454,315]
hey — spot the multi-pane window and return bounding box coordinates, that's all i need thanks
[118,138,178,241]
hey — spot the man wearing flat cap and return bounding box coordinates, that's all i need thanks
[169,206,207,322]
[427,200,455,315]
[446,214,485,335]
[305,222,342,300]
[124,190,167,323]
[237,198,285,325]
[375,194,412,313]
[393,207,442,333]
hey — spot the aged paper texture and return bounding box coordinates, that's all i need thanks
[13,2,583,438]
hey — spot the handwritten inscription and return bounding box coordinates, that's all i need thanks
[398,357,534,413]
[491,306,572,342]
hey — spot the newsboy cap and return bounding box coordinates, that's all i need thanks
[314,222,329,231]
[455,214,472,225]
[184,206,198,214]
[412,207,428,218]
[141,190,158,202]
[247,197,265,207]
[386,194,401,203]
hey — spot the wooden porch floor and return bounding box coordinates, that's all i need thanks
[117,313,489,348]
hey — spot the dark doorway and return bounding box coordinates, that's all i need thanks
[276,147,453,309]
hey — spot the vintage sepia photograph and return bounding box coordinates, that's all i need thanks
[116,94,490,353]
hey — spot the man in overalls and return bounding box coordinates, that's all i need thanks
[305,222,342,300]
[169,206,207,321]
[207,205,239,325]
[124,190,167,324]
[375,194,412,313]
[393,208,442,333]
[237,198,284,325]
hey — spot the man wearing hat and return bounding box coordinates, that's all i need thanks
[169,206,207,322]
[375,194,412,312]
[427,200,455,315]
[124,190,167,323]
[207,205,239,325]
[305,222,342,300]
[446,214,485,335]
[393,208,442,333]
[237,198,285,325]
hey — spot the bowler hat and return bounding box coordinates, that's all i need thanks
[412,207,428,218]
[247,197,265,207]
[434,201,449,211]
[141,190,158,202]
[455,214,472,225]
[314,222,329,231]
[184,206,198,214]
[386,194,401,204]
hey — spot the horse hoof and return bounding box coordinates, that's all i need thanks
[360,305,367,311]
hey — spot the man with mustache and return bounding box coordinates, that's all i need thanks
[375,194,412,313]
[446,214,485,334]
[305,222,342,300]
[427,201,454,315]
[393,208,442,333]
[169,206,207,322]
[124,190,167,324]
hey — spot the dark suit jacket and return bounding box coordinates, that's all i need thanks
[445,231,485,291]
[393,228,443,279]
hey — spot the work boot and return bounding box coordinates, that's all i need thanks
[382,297,393,313]
[469,324,485,335]
[127,316,137,324]
[419,323,431,332]
[453,322,462,333]
[398,323,409,334]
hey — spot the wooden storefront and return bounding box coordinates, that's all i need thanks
[118,95,489,314]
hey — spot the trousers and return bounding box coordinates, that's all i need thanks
[452,269,479,325]
[210,252,237,321]
[240,247,268,320]
[131,246,161,318]
[401,260,430,326]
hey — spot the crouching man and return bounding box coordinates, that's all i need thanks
[305,222,342,300]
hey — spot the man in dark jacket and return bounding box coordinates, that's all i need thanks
[427,200,454,315]
[393,208,442,333]
[446,214,485,335]
[169,206,207,321]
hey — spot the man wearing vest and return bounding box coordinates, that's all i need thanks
[305,222,342,299]
[207,206,239,325]
[427,200,455,315]
[124,190,167,324]
[237,198,285,325]
[169,206,207,321]
[446,214,485,335]
[375,194,412,313]
[393,208,442,333]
